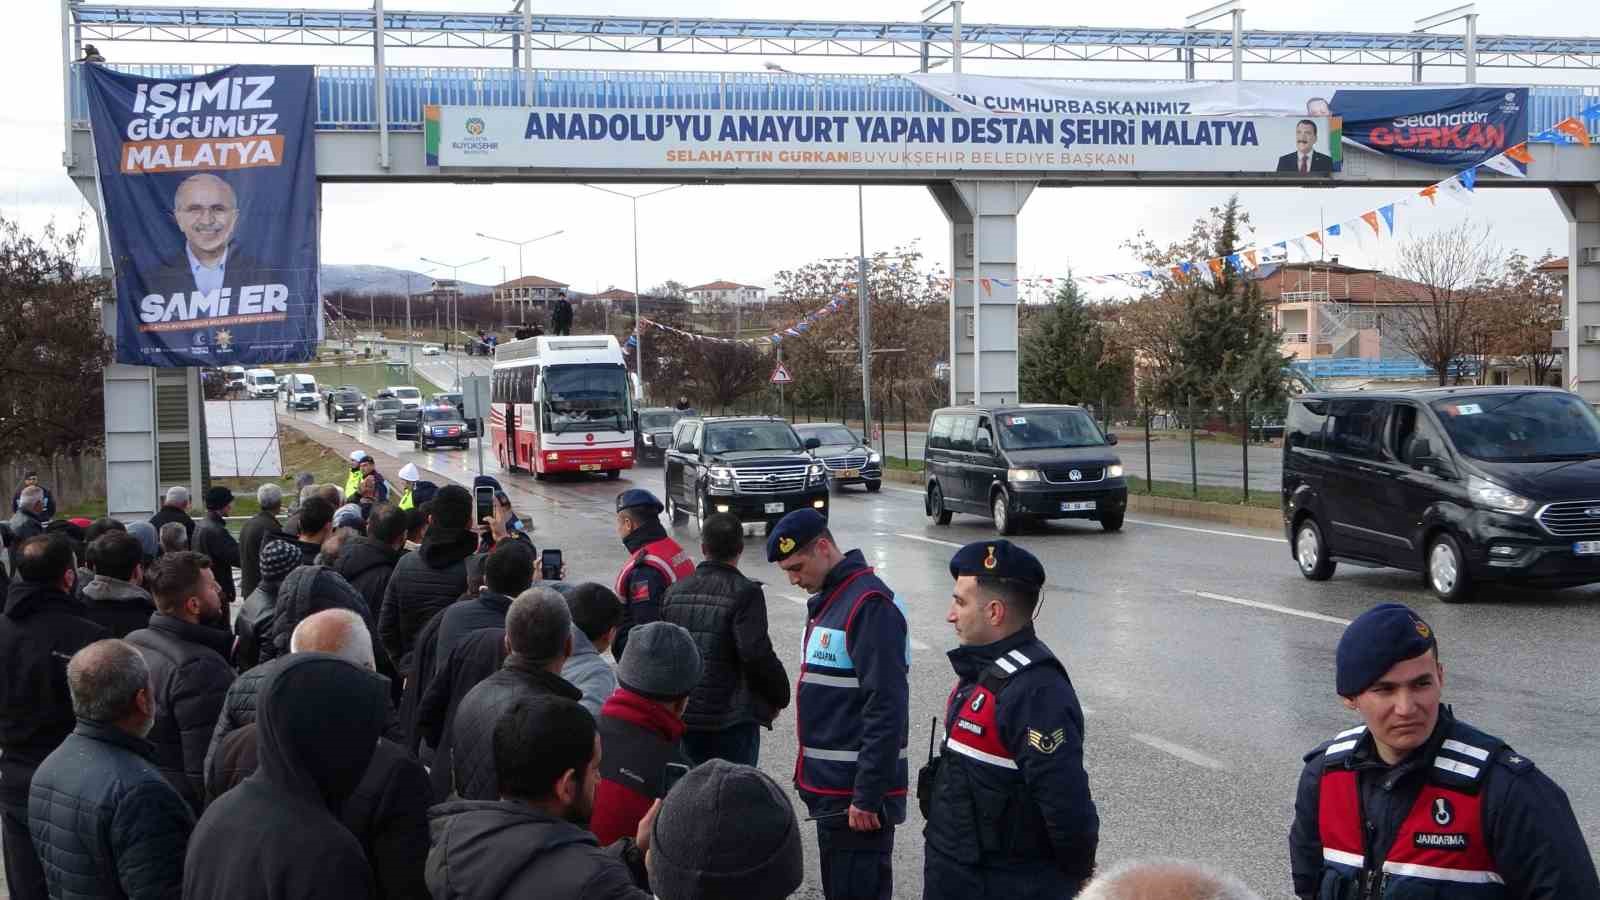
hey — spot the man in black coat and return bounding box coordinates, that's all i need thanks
[450,587,581,800]
[10,472,55,521]
[291,495,336,568]
[28,639,194,900]
[238,482,284,599]
[204,610,431,900]
[80,531,158,639]
[192,486,243,617]
[661,512,791,766]
[8,485,50,545]
[380,485,477,672]
[261,564,380,668]
[434,538,536,661]
[185,652,388,900]
[148,486,197,548]
[0,535,108,900]
[335,502,407,628]
[126,551,236,815]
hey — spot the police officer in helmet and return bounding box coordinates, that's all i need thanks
[611,489,694,662]
[1290,603,1597,899]
[921,540,1098,899]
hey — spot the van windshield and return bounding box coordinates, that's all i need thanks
[1429,392,1600,462]
[250,374,274,385]
[996,409,1106,450]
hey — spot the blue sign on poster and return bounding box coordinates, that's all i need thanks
[1332,87,1528,171]
[83,65,321,367]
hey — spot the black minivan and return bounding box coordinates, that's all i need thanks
[1284,387,1600,602]
[923,404,1128,534]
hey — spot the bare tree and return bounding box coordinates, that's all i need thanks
[686,341,768,411]
[1386,223,1500,386]
[1479,251,1564,386]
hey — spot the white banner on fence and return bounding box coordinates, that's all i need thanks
[427,106,1336,174]
[205,400,283,478]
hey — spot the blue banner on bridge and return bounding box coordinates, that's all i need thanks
[1332,86,1528,171]
[84,64,321,367]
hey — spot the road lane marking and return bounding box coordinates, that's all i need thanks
[1187,590,1351,626]
[1129,733,1228,771]
[893,532,963,549]
[1126,518,1283,544]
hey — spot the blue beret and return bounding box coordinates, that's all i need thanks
[948,540,1046,589]
[616,489,662,516]
[1336,603,1437,697]
[766,509,828,562]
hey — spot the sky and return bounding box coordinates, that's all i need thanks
[1,0,1593,301]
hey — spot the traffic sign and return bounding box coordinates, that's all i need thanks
[770,362,794,385]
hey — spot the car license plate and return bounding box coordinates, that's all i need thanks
[837,469,859,479]
[1574,541,1600,556]
[1061,500,1096,512]
[765,502,785,514]
[579,464,601,472]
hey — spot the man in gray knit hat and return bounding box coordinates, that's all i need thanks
[648,759,803,900]
[591,622,702,847]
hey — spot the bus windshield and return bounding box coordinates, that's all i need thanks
[543,364,631,434]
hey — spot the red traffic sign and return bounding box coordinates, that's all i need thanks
[770,362,794,385]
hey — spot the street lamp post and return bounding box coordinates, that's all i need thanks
[579,184,685,398]
[421,255,489,389]
[475,229,565,325]
[405,266,438,374]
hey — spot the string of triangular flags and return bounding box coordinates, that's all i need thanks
[622,289,854,356]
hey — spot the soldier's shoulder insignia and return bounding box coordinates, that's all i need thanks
[1027,727,1067,754]
[1497,748,1536,775]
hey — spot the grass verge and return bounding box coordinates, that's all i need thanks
[882,455,924,473]
[1126,475,1279,510]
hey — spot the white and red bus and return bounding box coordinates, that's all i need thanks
[489,334,639,479]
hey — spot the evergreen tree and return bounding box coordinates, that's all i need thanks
[1019,278,1130,406]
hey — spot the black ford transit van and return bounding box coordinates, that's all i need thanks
[924,404,1128,534]
[1284,387,1600,602]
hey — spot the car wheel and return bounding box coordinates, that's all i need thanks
[865,479,882,493]
[667,490,688,526]
[1295,518,1337,581]
[696,490,709,532]
[927,484,953,526]
[1427,533,1474,603]
[993,488,1018,536]
[1100,511,1124,532]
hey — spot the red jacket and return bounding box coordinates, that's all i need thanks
[589,688,687,847]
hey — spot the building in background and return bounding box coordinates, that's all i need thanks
[685,280,767,306]
[493,274,570,319]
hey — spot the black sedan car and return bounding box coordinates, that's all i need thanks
[413,405,470,450]
[794,423,883,492]
[366,397,402,433]
[634,407,689,465]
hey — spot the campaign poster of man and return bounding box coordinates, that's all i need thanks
[84,65,320,367]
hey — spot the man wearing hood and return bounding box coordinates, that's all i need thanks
[381,485,478,671]
[185,652,388,900]
[81,531,158,639]
[238,482,283,598]
[126,551,236,814]
[426,695,654,900]
[0,535,107,900]
[261,564,380,670]
[235,539,301,672]
[192,486,243,617]
[611,490,694,662]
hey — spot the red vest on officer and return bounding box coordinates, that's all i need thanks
[1315,721,1507,899]
[613,535,694,601]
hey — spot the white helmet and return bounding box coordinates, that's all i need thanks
[398,463,420,482]
[349,450,369,464]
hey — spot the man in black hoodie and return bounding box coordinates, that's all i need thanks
[381,484,478,671]
[185,652,388,900]
[337,503,407,620]
[238,482,284,598]
[80,531,158,639]
[0,536,109,900]
[148,485,197,547]
[433,538,536,660]
[192,486,243,616]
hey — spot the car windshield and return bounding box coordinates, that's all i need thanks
[1429,392,1600,462]
[996,409,1107,450]
[437,394,462,405]
[423,408,457,422]
[335,391,360,401]
[542,364,631,434]
[797,425,857,446]
[704,423,801,454]
[393,388,421,399]
[639,411,681,430]
[373,399,400,410]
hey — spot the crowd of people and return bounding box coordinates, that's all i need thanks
[0,460,1595,900]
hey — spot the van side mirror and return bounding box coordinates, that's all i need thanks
[1410,437,1433,462]
[975,434,994,454]
[804,437,822,450]
[1104,432,1119,446]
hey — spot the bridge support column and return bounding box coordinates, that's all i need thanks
[929,180,1035,406]
[1554,184,1600,404]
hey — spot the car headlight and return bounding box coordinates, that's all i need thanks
[808,463,827,482]
[1007,467,1041,482]
[867,450,881,464]
[708,466,735,490]
[1467,474,1533,515]
[642,434,654,446]
[1107,464,1124,478]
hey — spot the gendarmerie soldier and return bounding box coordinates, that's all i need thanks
[920,539,1098,899]
[611,489,694,662]
[1290,603,1599,899]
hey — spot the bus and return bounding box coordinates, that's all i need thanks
[489,334,639,479]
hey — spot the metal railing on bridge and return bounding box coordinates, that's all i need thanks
[1291,357,1479,380]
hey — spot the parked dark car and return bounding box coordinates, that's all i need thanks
[924,404,1127,535]
[635,407,689,465]
[663,416,828,532]
[1284,387,1600,603]
[794,423,883,492]
[414,404,470,450]
[326,389,363,422]
[366,397,402,433]
[431,391,480,437]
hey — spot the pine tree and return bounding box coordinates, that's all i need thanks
[1019,278,1130,406]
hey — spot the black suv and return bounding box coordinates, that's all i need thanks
[663,416,829,531]
[366,397,402,433]
[413,404,470,450]
[1285,387,1600,602]
[924,404,1127,534]
[431,391,480,437]
[327,389,363,422]
[635,407,690,465]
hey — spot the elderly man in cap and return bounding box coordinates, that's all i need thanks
[1289,603,1598,899]
[192,485,243,618]
[921,539,1098,900]
[767,508,908,900]
[611,489,694,661]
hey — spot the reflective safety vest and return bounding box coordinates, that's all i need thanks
[613,535,694,600]
[1317,723,1508,899]
[397,488,414,511]
[343,468,363,503]
[794,566,909,807]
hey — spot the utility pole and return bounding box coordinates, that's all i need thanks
[857,185,872,445]
[579,184,686,397]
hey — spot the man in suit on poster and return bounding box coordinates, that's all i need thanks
[1277,119,1334,174]
[147,173,269,300]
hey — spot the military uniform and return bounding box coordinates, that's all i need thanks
[612,490,693,662]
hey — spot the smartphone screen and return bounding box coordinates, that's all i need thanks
[662,762,691,796]
[474,486,495,526]
[541,549,562,582]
